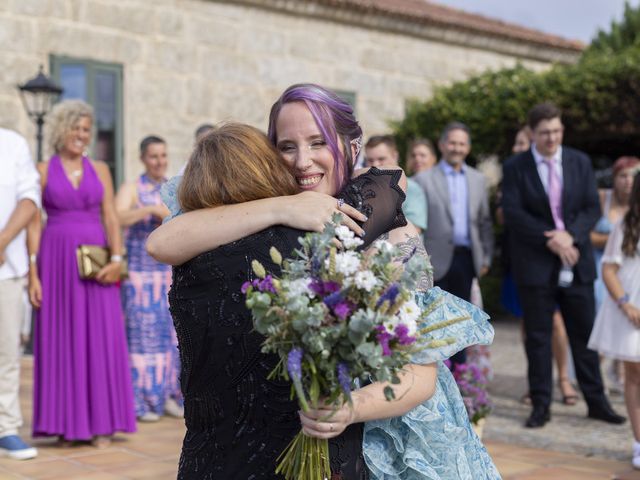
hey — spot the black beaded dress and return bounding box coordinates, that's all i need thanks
[169,168,406,480]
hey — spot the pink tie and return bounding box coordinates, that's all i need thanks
[545,157,565,230]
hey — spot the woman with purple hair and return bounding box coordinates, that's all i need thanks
[150,84,499,479]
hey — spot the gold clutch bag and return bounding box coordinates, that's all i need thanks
[76,245,128,280]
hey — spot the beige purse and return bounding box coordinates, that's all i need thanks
[76,245,128,280]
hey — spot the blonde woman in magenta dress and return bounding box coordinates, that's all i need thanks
[28,100,135,448]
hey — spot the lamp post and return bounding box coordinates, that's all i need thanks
[18,65,63,163]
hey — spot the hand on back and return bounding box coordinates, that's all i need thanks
[281,191,366,237]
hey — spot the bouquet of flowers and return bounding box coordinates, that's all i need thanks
[244,216,467,480]
[449,361,493,425]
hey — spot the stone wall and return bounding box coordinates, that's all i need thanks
[1,0,568,179]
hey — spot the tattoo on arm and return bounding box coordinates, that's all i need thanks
[394,233,434,291]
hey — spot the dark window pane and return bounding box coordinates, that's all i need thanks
[95,71,116,130]
[60,65,87,100]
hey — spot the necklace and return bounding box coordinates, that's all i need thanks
[70,169,82,178]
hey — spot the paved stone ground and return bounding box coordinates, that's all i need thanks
[1,323,639,479]
[485,317,631,461]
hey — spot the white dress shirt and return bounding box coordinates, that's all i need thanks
[0,128,41,280]
[531,143,563,194]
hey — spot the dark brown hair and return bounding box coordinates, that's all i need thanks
[178,123,299,212]
[140,135,165,156]
[365,135,397,151]
[622,173,640,257]
[527,102,562,130]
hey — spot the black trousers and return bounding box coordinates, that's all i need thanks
[517,283,606,409]
[435,247,474,367]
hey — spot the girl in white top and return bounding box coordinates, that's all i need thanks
[589,172,640,468]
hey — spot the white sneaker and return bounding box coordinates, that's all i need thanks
[164,398,184,418]
[632,441,640,469]
[0,435,38,460]
[138,412,160,422]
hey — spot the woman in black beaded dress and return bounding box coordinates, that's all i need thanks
[150,86,436,479]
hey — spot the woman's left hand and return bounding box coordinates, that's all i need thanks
[95,261,121,284]
[298,400,355,439]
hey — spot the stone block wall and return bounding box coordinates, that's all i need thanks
[1,0,563,179]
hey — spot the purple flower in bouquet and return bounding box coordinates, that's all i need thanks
[337,363,351,397]
[394,324,416,346]
[241,280,253,294]
[287,348,303,381]
[309,279,340,297]
[241,275,277,294]
[258,276,277,293]
[323,292,354,320]
[287,348,309,412]
[375,325,393,356]
[376,283,400,308]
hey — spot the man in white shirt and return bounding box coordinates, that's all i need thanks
[0,128,40,460]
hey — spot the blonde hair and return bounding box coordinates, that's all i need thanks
[47,100,94,154]
[178,123,299,212]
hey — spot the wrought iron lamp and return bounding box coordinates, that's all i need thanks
[18,66,63,163]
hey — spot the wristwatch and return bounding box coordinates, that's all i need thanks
[616,293,630,308]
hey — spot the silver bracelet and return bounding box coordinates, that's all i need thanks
[110,254,123,263]
[29,253,37,264]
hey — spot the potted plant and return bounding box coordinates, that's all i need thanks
[449,361,493,439]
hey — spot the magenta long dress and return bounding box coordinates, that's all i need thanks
[33,156,136,441]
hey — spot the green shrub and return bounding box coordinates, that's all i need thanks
[394,47,640,165]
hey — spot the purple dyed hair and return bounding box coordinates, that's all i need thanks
[267,83,363,193]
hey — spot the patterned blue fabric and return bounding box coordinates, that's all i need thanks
[160,174,183,221]
[363,287,501,480]
[123,174,181,417]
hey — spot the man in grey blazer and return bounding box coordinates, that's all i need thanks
[413,122,494,365]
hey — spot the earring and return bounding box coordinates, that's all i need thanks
[350,136,363,158]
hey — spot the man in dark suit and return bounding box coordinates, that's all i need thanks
[502,102,625,428]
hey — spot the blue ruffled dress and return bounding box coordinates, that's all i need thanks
[363,287,501,480]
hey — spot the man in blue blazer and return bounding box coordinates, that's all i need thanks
[502,102,625,428]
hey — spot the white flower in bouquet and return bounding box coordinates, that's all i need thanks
[373,239,393,252]
[335,225,364,249]
[328,250,360,276]
[398,299,420,336]
[354,270,378,292]
[382,315,401,334]
[285,277,315,298]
